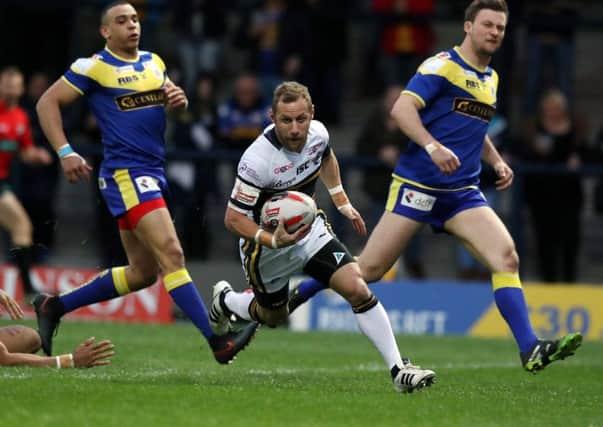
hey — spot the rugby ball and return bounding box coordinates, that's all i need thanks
[260,191,317,232]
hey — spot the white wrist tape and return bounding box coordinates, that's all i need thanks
[55,356,61,369]
[424,143,438,155]
[337,203,352,212]
[254,229,263,243]
[328,185,344,195]
[271,234,278,249]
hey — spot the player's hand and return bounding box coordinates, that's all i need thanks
[493,161,514,191]
[35,147,53,165]
[272,218,311,248]
[0,289,24,320]
[72,337,115,368]
[338,204,367,236]
[163,81,188,110]
[429,144,461,175]
[61,154,92,183]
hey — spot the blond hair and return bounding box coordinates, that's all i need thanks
[272,81,313,113]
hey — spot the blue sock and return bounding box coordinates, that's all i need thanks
[492,272,538,353]
[289,278,328,313]
[296,278,327,301]
[164,269,213,340]
[60,267,127,312]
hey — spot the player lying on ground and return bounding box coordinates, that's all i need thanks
[287,0,582,374]
[0,289,114,368]
[210,81,436,393]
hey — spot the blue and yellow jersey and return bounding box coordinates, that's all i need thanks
[396,47,498,189]
[63,47,168,169]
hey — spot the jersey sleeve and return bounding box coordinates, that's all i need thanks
[62,57,97,95]
[402,56,448,108]
[228,151,266,213]
[151,53,168,82]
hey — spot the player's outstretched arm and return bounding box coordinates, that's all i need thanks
[36,79,92,183]
[319,152,366,236]
[0,337,114,368]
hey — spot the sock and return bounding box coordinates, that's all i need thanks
[164,269,213,339]
[225,291,254,321]
[11,245,35,294]
[288,278,327,312]
[492,272,538,353]
[353,296,404,370]
[60,267,129,313]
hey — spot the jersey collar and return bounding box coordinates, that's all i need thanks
[104,46,140,63]
[453,46,489,73]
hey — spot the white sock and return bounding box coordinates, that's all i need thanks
[355,302,404,369]
[224,291,254,321]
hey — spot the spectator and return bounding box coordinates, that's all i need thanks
[0,66,52,297]
[355,85,424,278]
[167,72,220,259]
[18,71,61,263]
[522,89,587,283]
[373,0,436,87]
[277,0,350,125]
[521,0,578,115]
[171,0,229,93]
[217,72,271,158]
[247,0,286,100]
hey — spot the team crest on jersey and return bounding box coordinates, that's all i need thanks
[135,176,160,193]
[436,51,451,59]
[115,88,165,111]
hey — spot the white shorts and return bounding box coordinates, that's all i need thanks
[238,215,334,294]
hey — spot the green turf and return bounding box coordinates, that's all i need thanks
[1,319,601,427]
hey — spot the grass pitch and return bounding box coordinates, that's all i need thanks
[1,319,601,427]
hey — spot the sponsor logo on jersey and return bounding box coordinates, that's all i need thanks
[115,88,165,111]
[98,177,107,190]
[436,51,451,59]
[233,182,258,204]
[333,252,345,265]
[117,74,142,85]
[401,188,436,212]
[307,143,322,156]
[275,177,296,188]
[274,161,294,174]
[452,98,495,122]
[296,161,310,175]
[135,176,160,193]
[465,79,480,89]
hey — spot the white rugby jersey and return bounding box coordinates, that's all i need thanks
[228,120,332,223]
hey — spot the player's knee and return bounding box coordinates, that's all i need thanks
[358,260,386,283]
[501,246,519,272]
[162,237,186,269]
